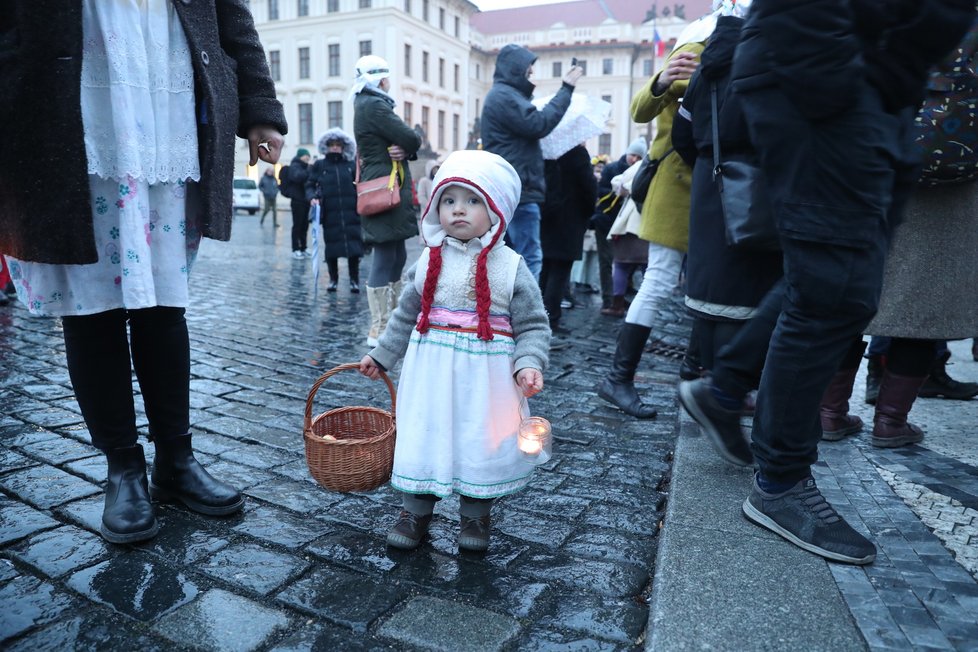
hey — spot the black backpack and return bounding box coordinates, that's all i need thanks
[277,165,294,198]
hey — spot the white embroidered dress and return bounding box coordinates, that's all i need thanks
[391,240,537,499]
[5,0,201,316]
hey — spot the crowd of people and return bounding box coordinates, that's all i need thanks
[3,0,977,564]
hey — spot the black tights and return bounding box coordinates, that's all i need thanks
[326,256,360,284]
[62,307,190,450]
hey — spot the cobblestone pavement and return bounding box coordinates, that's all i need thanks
[816,341,978,651]
[0,214,689,651]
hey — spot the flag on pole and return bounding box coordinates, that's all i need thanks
[653,29,666,57]
[310,204,321,296]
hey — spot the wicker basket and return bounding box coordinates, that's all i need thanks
[303,362,396,492]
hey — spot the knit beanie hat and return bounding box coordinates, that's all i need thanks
[626,137,648,157]
[296,148,311,158]
[417,150,521,341]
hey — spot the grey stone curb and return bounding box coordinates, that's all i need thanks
[645,414,866,651]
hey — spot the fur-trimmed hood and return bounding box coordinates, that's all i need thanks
[316,127,356,161]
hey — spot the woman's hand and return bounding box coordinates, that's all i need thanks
[516,368,544,397]
[310,198,320,207]
[359,355,382,380]
[653,51,699,94]
[247,125,285,165]
[387,145,407,161]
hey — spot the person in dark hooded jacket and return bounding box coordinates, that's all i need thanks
[280,148,312,258]
[480,44,583,280]
[306,128,363,293]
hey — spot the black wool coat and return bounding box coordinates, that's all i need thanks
[0,0,287,264]
[540,145,598,262]
[305,153,363,260]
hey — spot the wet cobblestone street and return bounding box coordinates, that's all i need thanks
[0,214,688,651]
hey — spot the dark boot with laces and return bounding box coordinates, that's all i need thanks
[387,510,432,549]
[917,350,978,400]
[743,474,876,565]
[458,515,491,552]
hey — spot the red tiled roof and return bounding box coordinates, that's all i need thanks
[471,0,715,34]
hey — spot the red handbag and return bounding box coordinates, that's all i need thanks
[355,153,402,216]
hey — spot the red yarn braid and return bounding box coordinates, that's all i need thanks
[416,246,442,334]
[474,248,493,341]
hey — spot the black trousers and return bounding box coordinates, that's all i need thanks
[62,307,190,450]
[539,258,574,325]
[291,199,310,252]
[326,256,360,284]
[734,81,917,484]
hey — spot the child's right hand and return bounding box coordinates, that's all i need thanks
[359,355,382,380]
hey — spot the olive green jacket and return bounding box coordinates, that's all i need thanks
[630,42,705,253]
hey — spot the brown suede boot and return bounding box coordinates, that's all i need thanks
[820,369,863,441]
[871,370,927,448]
[600,295,625,317]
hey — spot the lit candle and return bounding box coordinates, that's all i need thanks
[518,416,551,462]
[518,436,543,455]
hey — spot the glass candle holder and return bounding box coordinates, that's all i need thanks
[518,416,552,465]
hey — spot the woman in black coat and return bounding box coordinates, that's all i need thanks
[671,15,782,373]
[351,54,422,346]
[539,144,598,329]
[306,128,364,293]
[0,0,286,545]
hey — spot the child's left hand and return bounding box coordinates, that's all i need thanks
[516,368,544,397]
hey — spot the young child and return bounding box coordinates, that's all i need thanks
[359,150,551,552]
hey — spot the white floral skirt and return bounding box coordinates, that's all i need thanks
[391,320,535,499]
[5,175,201,317]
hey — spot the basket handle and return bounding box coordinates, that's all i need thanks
[304,362,397,432]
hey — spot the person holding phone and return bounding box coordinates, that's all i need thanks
[480,44,584,281]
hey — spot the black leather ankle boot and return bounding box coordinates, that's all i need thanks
[102,444,159,544]
[597,323,657,418]
[150,433,244,516]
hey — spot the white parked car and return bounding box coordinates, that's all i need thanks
[232,177,260,214]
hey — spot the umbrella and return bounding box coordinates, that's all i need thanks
[532,93,612,160]
[310,204,321,296]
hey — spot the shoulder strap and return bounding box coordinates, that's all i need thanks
[354,150,362,183]
[710,82,723,190]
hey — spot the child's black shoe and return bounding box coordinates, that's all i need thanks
[386,510,431,549]
[458,515,491,552]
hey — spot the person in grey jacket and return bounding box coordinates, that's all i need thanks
[259,167,280,226]
[1,0,286,545]
[480,44,583,280]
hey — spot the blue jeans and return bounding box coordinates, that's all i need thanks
[506,203,542,280]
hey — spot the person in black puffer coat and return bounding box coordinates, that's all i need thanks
[539,145,597,330]
[306,128,363,293]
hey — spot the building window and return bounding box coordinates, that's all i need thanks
[328,44,340,77]
[422,51,429,82]
[297,0,308,17]
[476,63,480,80]
[602,58,613,75]
[299,103,313,144]
[598,133,611,156]
[437,110,445,149]
[601,94,612,105]
[643,58,653,77]
[404,101,413,126]
[359,0,372,7]
[578,60,588,75]
[404,44,412,77]
[327,0,339,11]
[404,0,412,13]
[269,50,280,81]
[328,101,343,128]
[454,16,460,38]
[423,0,429,21]
[360,40,372,56]
[439,8,445,30]
[453,63,460,92]
[452,113,460,150]
[438,58,445,88]
[421,106,430,144]
[298,47,310,79]
[552,61,562,78]
[268,0,279,20]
